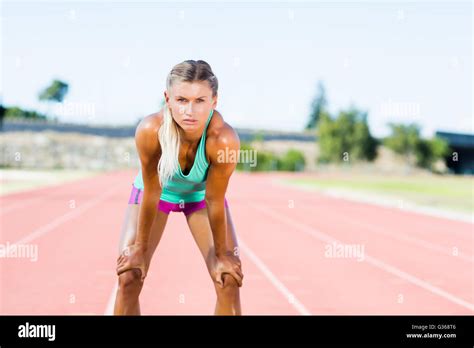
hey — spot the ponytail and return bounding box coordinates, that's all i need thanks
[157,104,180,188]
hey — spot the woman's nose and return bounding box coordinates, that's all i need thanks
[178,102,193,115]
[185,102,194,114]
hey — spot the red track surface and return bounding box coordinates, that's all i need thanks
[0,170,472,315]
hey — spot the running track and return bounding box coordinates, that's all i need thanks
[0,170,472,314]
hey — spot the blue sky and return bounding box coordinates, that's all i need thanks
[2,0,472,137]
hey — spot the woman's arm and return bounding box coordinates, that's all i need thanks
[205,124,243,287]
[117,114,162,280]
[134,118,162,249]
[205,125,240,256]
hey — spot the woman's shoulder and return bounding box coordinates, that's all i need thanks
[135,109,164,158]
[136,109,164,133]
[206,109,240,152]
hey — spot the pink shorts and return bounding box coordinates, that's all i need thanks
[128,184,228,216]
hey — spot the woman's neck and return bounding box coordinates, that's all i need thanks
[178,127,202,145]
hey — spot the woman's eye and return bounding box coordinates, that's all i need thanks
[196,99,204,103]
[178,98,186,102]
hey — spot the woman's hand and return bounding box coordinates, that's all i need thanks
[116,244,148,282]
[210,251,244,288]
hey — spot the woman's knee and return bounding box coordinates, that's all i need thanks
[118,269,143,294]
[215,274,240,298]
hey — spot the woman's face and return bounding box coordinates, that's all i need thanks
[164,81,217,132]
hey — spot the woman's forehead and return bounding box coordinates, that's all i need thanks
[170,81,212,97]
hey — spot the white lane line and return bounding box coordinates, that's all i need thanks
[250,202,474,312]
[103,238,312,315]
[1,197,44,215]
[239,239,312,315]
[341,213,474,263]
[297,205,474,263]
[103,240,312,315]
[104,280,118,315]
[0,177,101,216]
[3,181,123,315]
[0,177,124,316]
[7,184,121,251]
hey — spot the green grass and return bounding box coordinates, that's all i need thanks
[281,174,474,214]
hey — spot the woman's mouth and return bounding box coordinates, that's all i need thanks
[182,119,197,124]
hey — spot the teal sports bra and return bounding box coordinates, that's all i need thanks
[133,109,214,203]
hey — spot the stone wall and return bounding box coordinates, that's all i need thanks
[0,131,140,170]
[0,130,445,174]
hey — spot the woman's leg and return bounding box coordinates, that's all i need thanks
[114,203,169,315]
[185,203,242,315]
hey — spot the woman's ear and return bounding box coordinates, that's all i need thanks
[212,93,218,108]
[164,91,169,105]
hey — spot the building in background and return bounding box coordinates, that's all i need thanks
[436,131,474,175]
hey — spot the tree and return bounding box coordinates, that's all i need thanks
[39,79,69,103]
[415,137,450,170]
[38,79,69,119]
[383,123,421,165]
[317,112,336,163]
[384,122,451,171]
[352,112,378,161]
[5,106,47,120]
[317,107,377,163]
[278,149,306,171]
[306,81,327,130]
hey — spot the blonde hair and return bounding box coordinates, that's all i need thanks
[157,60,218,188]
